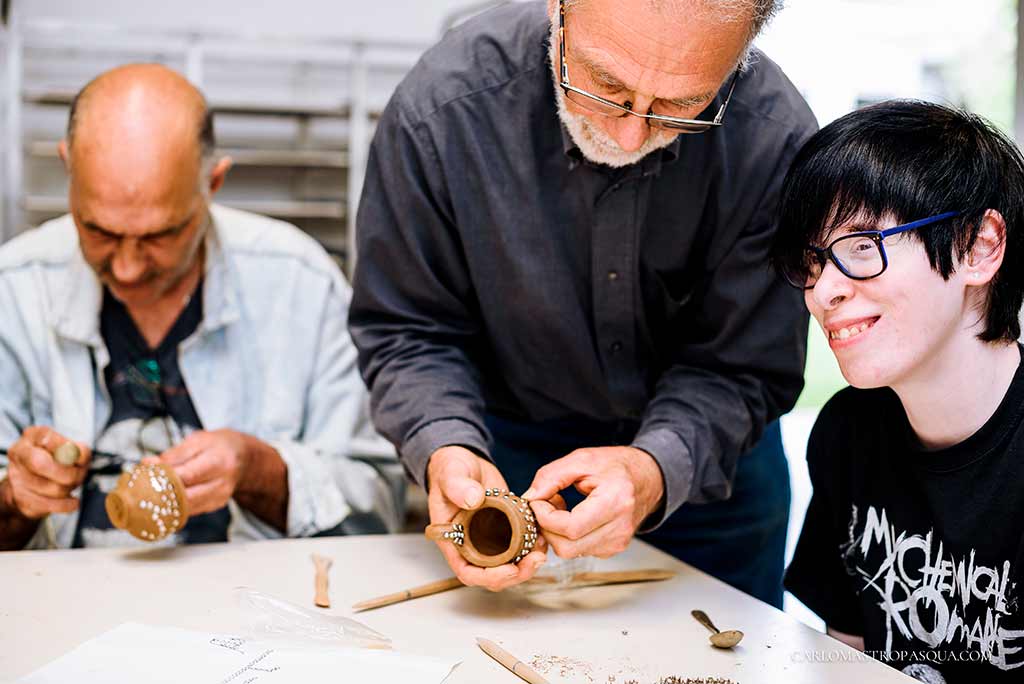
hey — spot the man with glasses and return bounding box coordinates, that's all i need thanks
[351,0,816,604]
[776,100,1024,680]
[0,64,396,550]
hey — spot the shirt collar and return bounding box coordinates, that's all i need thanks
[51,208,239,346]
[198,210,241,333]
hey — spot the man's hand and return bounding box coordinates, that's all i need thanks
[155,429,288,532]
[522,446,664,559]
[1,426,91,520]
[427,445,548,591]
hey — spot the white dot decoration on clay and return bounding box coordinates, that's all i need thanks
[105,462,189,542]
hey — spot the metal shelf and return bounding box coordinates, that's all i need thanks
[22,90,382,119]
[27,141,349,168]
[4,20,423,275]
[24,196,345,220]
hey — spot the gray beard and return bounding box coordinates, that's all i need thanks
[547,26,677,168]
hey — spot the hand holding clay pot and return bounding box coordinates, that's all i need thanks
[425,488,538,567]
[105,462,189,542]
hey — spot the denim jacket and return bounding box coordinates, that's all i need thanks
[0,204,397,548]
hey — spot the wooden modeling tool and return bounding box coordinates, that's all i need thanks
[352,568,675,612]
[477,638,549,684]
[352,576,465,612]
[1,445,122,464]
[529,568,676,587]
[312,553,333,608]
[53,442,80,466]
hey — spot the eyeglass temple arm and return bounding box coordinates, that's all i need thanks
[878,211,961,238]
[712,70,741,124]
[558,2,569,83]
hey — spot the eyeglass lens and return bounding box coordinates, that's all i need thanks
[799,234,885,288]
[563,89,713,132]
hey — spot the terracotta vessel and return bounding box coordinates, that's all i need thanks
[105,462,189,542]
[425,488,537,567]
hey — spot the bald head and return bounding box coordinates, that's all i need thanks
[61,63,222,219]
[61,64,232,311]
[66,63,214,164]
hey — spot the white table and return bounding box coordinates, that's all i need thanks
[0,534,911,682]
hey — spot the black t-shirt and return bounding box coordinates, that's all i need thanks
[785,348,1024,682]
[73,284,229,547]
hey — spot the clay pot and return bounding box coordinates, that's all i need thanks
[425,488,537,567]
[105,462,189,542]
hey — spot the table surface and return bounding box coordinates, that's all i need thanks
[0,534,912,683]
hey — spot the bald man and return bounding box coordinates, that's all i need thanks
[0,64,395,550]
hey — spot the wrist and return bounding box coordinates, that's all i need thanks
[227,432,289,534]
[0,476,13,515]
[628,447,665,520]
[0,475,43,551]
[236,431,257,483]
[233,432,280,496]
[0,476,27,519]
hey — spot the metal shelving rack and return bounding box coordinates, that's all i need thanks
[2,17,428,276]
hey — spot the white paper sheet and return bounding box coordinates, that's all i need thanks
[20,622,459,684]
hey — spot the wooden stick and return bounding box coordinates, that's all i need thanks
[0,445,121,463]
[476,637,549,684]
[350,568,675,613]
[311,553,332,608]
[526,568,676,587]
[351,576,465,613]
[570,568,676,586]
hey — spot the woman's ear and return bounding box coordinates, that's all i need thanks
[964,209,1007,286]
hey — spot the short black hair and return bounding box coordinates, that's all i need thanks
[773,99,1024,342]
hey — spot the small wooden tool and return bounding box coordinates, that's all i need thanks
[352,576,465,612]
[530,568,677,588]
[312,553,333,608]
[476,637,549,684]
[53,442,80,466]
[351,568,675,613]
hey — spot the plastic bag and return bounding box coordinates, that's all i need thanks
[234,587,392,650]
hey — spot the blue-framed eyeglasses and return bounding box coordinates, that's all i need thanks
[783,211,962,290]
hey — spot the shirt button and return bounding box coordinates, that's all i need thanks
[607,270,619,281]
[610,341,623,353]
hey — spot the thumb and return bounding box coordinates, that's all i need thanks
[523,455,590,502]
[35,427,64,453]
[439,460,486,509]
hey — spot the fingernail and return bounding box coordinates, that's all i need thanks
[522,488,537,500]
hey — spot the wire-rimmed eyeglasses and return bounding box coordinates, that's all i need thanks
[782,211,962,290]
[557,0,740,133]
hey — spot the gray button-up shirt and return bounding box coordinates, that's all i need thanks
[350,1,816,526]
